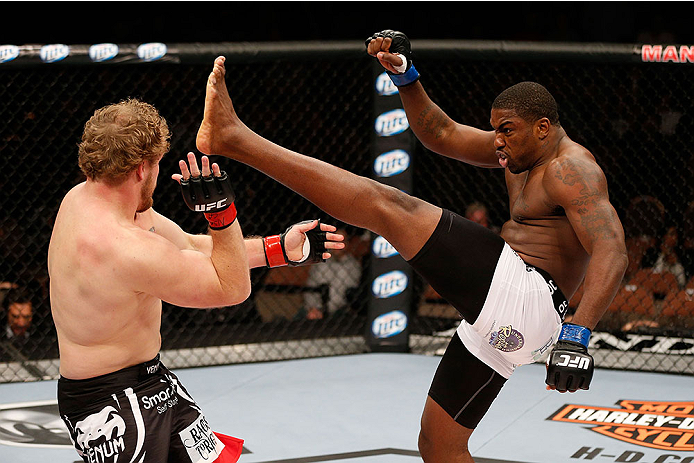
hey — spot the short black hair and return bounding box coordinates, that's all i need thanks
[492,82,560,126]
[2,287,32,311]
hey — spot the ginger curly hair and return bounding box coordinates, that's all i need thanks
[78,98,171,184]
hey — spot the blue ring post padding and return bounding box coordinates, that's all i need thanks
[559,323,591,348]
[389,64,420,87]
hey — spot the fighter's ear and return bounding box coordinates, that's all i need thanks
[135,162,146,181]
[536,117,551,139]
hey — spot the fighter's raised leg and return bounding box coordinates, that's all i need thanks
[197,56,441,260]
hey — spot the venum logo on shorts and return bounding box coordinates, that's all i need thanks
[137,42,167,61]
[74,405,127,463]
[375,72,399,96]
[89,43,119,62]
[372,310,408,338]
[548,400,694,451]
[372,270,408,298]
[372,235,399,259]
[0,45,19,63]
[180,414,225,462]
[374,109,409,136]
[39,44,69,63]
[489,324,525,352]
[373,149,410,177]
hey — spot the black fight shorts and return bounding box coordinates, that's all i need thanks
[428,332,507,429]
[407,209,507,428]
[58,355,243,463]
[408,208,506,325]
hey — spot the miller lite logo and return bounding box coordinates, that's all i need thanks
[0,45,19,63]
[137,42,167,61]
[374,150,410,177]
[374,109,409,137]
[371,236,399,258]
[375,72,398,96]
[372,270,408,298]
[89,43,119,62]
[549,400,694,451]
[372,310,408,338]
[39,44,69,63]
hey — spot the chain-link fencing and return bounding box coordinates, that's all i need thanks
[0,41,692,382]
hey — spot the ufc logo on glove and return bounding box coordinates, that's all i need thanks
[194,199,228,212]
[556,354,591,370]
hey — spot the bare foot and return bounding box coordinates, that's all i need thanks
[196,56,246,156]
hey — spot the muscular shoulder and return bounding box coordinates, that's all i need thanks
[543,147,608,206]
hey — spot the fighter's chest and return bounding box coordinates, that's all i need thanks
[506,171,560,222]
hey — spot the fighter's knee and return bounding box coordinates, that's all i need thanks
[418,429,435,461]
[418,426,471,462]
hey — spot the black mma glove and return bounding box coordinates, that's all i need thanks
[263,220,328,268]
[180,171,237,230]
[365,29,420,87]
[546,323,594,393]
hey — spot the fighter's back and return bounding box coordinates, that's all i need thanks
[48,183,162,379]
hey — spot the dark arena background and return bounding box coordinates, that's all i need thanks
[1,3,693,381]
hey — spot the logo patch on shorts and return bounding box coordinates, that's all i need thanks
[489,325,525,352]
[179,414,225,463]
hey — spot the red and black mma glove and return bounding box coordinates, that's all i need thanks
[545,323,594,393]
[263,220,328,268]
[365,29,420,87]
[180,171,237,230]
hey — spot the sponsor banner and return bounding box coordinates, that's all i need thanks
[641,45,694,63]
[0,43,179,66]
[367,61,414,352]
[549,400,694,451]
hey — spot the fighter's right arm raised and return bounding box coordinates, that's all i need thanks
[366,31,498,168]
[119,220,251,309]
[121,153,250,308]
